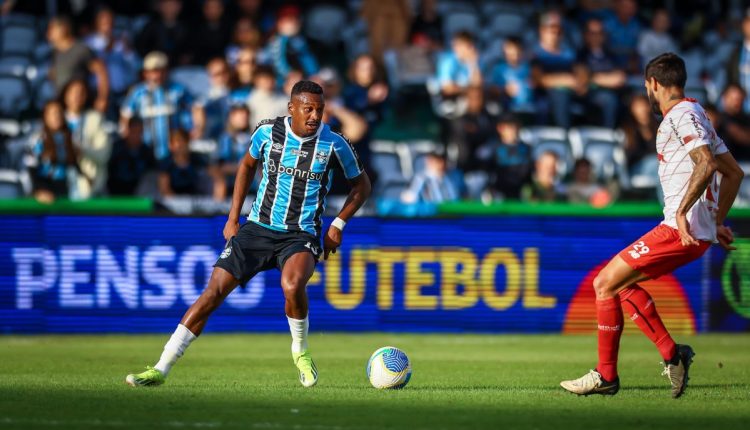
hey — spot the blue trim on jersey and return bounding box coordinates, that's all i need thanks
[250,219,288,232]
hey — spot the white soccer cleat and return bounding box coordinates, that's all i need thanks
[560,369,620,396]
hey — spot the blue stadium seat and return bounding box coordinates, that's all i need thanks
[1,13,36,27]
[443,11,480,44]
[488,13,527,38]
[33,78,56,112]
[520,126,574,177]
[304,5,348,45]
[0,75,31,119]
[0,56,30,77]
[170,66,210,100]
[0,168,30,198]
[370,140,410,186]
[1,24,37,56]
[568,127,628,185]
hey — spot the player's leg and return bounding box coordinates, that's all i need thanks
[280,251,318,387]
[619,284,676,363]
[560,255,648,395]
[126,267,240,386]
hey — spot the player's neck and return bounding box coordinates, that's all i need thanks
[661,92,686,116]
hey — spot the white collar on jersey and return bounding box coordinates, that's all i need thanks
[285,116,323,141]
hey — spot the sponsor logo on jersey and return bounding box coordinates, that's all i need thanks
[268,159,323,181]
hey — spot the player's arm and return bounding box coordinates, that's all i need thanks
[675,145,718,246]
[223,152,259,240]
[323,171,371,260]
[714,151,745,250]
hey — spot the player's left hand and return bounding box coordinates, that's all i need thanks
[323,226,342,260]
[677,214,699,246]
[717,225,737,251]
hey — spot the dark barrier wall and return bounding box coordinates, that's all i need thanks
[0,215,747,333]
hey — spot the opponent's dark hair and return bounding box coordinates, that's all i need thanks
[644,52,686,89]
[291,80,323,97]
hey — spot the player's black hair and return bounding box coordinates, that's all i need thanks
[452,30,476,45]
[291,80,324,97]
[644,52,686,89]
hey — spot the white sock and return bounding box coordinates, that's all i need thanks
[154,324,197,376]
[287,315,309,355]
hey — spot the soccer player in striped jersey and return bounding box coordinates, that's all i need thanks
[560,53,744,398]
[126,81,371,388]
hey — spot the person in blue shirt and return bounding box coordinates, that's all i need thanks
[120,51,193,161]
[488,37,533,113]
[211,104,253,200]
[126,80,371,389]
[157,128,206,196]
[602,0,643,74]
[436,31,483,98]
[192,57,251,140]
[262,5,319,87]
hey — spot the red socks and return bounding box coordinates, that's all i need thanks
[620,285,677,361]
[596,296,623,381]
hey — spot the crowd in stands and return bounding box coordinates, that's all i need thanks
[1,0,750,211]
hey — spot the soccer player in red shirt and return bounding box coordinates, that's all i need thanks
[560,53,744,398]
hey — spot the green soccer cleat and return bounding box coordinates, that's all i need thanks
[292,350,318,387]
[125,366,165,387]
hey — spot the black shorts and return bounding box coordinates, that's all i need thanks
[214,221,321,283]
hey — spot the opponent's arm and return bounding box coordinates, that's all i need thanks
[714,151,745,250]
[223,152,259,240]
[676,145,718,246]
[323,172,372,260]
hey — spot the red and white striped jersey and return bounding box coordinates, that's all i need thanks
[656,98,728,242]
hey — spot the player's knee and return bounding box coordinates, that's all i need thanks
[593,272,616,298]
[280,275,306,297]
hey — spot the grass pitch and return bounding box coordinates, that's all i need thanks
[1,333,749,430]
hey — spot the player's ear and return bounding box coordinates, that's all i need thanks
[287,101,293,115]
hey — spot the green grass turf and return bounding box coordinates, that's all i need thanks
[1,333,749,429]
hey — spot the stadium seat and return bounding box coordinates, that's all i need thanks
[0,118,20,137]
[568,127,628,185]
[170,66,210,100]
[1,13,36,27]
[383,47,435,92]
[520,126,574,176]
[0,24,37,56]
[370,140,410,186]
[436,0,476,16]
[304,4,348,46]
[443,11,480,44]
[480,1,534,18]
[33,79,56,113]
[0,74,31,119]
[487,13,527,38]
[408,139,441,174]
[0,168,30,198]
[0,56,30,77]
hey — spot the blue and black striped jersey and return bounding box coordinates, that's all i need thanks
[247,116,363,236]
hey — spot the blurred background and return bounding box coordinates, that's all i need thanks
[2,0,750,214]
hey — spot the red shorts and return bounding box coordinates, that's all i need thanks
[618,224,711,279]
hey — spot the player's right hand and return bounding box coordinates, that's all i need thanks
[676,214,698,247]
[717,225,737,251]
[223,219,239,241]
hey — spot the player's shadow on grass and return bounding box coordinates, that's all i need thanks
[626,383,750,391]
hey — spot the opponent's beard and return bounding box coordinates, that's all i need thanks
[647,88,661,116]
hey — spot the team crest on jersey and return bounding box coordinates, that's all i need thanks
[315,150,329,163]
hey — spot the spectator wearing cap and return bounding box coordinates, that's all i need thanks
[480,114,533,200]
[362,0,412,63]
[85,7,139,114]
[574,18,627,128]
[135,0,190,66]
[120,51,194,160]
[602,0,642,74]
[488,37,533,113]
[192,58,250,140]
[211,104,253,200]
[436,31,482,98]
[47,16,110,113]
[262,5,319,86]
[246,65,288,129]
[107,117,157,196]
[530,10,581,128]
[191,0,232,66]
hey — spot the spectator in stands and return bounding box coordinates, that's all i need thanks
[451,86,495,172]
[120,51,193,161]
[263,5,319,86]
[574,18,627,128]
[483,113,533,200]
[727,14,750,112]
[85,7,138,111]
[135,0,190,66]
[531,11,581,128]
[488,37,533,113]
[62,79,111,198]
[620,94,657,172]
[715,84,750,161]
[401,152,459,203]
[47,16,110,113]
[566,158,613,207]
[410,0,443,52]
[637,8,678,63]
[437,31,482,98]
[211,104,252,201]
[313,68,369,145]
[225,18,261,67]
[192,58,249,140]
[158,129,206,197]
[521,150,564,202]
[191,0,231,66]
[235,0,275,34]
[246,65,287,129]
[602,0,642,74]
[32,101,85,203]
[362,0,412,63]
[233,47,257,90]
[343,54,389,139]
[108,116,156,196]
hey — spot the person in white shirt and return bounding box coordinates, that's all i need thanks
[561,53,744,399]
[637,9,679,62]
